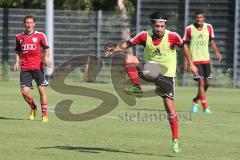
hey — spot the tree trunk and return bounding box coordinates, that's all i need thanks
[118,0,131,41]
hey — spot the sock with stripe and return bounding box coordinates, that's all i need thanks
[125,63,140,88]
[200,96,208,109]
[26,98,37,110]
[41,104,47,117]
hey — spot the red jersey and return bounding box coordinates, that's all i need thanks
[15,31,49,70]
[129,30,183,48]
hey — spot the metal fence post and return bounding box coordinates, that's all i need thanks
[97,10,102,57]
[233,0,239,88]
[45,0,54,78]
[136,0,142,56]
[182,0,189,86]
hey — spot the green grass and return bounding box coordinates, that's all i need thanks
[0,80,240,160]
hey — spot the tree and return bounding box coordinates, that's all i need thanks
[0,0,45,9]
[0,0,136,12]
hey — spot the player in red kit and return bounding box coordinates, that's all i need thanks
[13,14,52,123]
[105,12,198,153]
[183,11,222,114]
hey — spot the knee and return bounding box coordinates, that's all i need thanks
[38,87,46,97]
[205,82,210,88]
[125,54,139,64]
[21,87,29,96]
[198,79,205,86]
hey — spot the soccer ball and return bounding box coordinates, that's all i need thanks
[142,61,161,80]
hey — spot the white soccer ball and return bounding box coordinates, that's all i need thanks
[142,61,161,79]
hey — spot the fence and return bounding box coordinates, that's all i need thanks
[0,0,239,87]
[0,8,134,82]
[138,0,239,87]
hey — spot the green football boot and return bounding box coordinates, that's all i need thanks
[124,85,143,98]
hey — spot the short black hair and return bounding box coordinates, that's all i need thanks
[194,10,204,17]
[150,12,168,23]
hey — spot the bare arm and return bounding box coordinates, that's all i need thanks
[210,39,222,62]
[105,41,132,57]
[182,44,199,76]
[183,57,188,73]
[43,48,52,68]
[13,52,20,71]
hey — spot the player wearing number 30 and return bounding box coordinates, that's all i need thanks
[105,12,199,153]
[13,14,52,123]
[183,11,222,114]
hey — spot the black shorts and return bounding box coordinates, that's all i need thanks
[153,75,175,100]
[20,70,48,89]
[137,57,175,100]
[193,64,212,80]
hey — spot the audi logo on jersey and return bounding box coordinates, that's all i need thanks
[21,44,37,51]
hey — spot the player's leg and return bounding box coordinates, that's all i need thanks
[201,64,212,114]
[192,64,203,112]
[204,64,211,92]
[204,78,210,92]
[164,98,178,139]
[20,70,37,120]
[33,70,49,122]
[124,53,143,98]
[163,98,181,153]
[37,86,48,122]
[21,87,36,109]
[155,76,180,152]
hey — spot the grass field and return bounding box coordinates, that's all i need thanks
[0,80,240,160]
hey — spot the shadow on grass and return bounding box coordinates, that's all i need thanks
[225,111,240,114]
[0,116,26,121]
[128,108,166,112]
[129,108,190,113]
[37,146,176,157]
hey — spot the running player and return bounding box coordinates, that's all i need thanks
[105,12,198,153]
[13,14,52,122]
[183,11,222,114]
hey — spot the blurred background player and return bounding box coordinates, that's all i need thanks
[183,11,222,114]
[13,14,52,122]
[105,11,199,153]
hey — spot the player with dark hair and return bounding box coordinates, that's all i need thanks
[105,11,198,153]
[183,11,222,114]
[13,14,52,122]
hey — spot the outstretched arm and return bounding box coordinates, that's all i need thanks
[105,41,132,57]
[210,39,222,62]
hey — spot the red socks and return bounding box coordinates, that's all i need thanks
[193,96,208,109]
[168,112,178,139]
[125,63,140,87]
[26,98,37,110]
[25,97,48,116]
[41,104,47,116]
[200,96,208,109]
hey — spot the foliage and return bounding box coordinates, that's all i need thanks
[0,0,136,12]
[0,0,45,9]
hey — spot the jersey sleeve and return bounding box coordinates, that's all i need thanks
[207,24,215,39]
[40,33,49,49]
[15,36,21,52]
[169,32,184,48]
[183,27,191,43]
[129,31,147,46]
